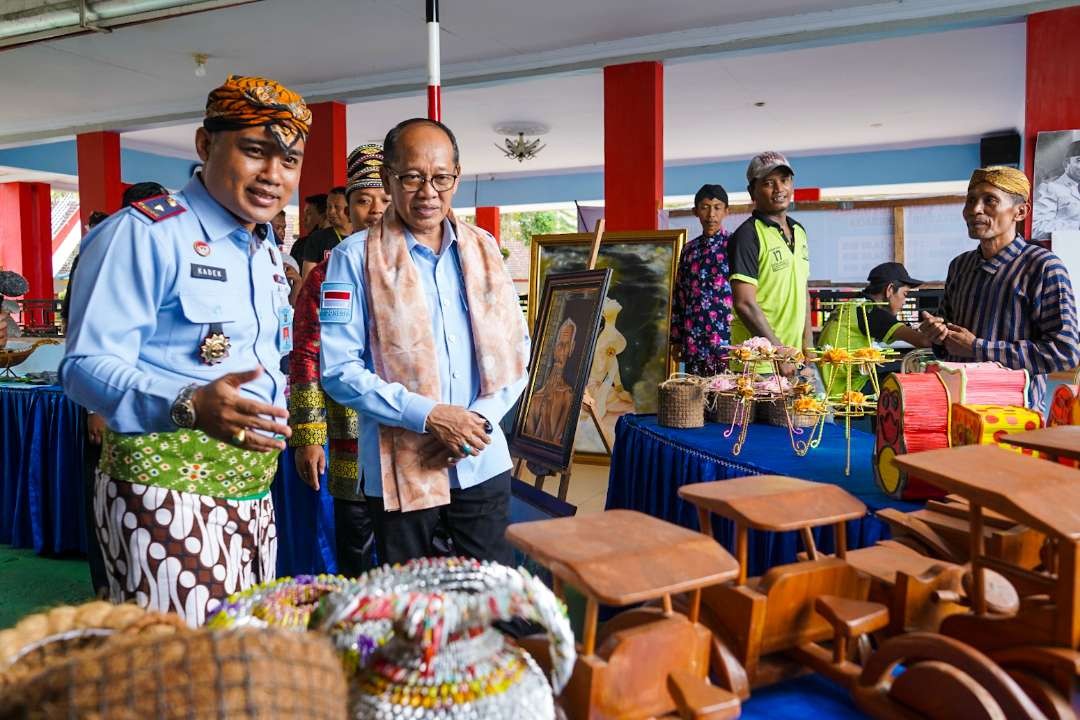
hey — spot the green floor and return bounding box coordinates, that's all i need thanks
[0,545,93,629]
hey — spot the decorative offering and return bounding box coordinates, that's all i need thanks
[811,300,900,474]
[708,337,823,455]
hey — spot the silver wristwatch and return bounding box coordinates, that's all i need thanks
[170,384,199,429]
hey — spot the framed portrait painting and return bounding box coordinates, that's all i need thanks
[529,230,685,459]
[1033,129,1080,241]
[510,269,612,472]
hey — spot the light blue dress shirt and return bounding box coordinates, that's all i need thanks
[320,218,528,498]
[61,176,290,434]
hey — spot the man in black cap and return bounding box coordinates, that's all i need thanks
[1033,139,1080,239]
[818,262,930,391]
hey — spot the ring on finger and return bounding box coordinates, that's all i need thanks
[461,442,473,455]
[231,429,246,446]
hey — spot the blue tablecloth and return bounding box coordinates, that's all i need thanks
[0,383,337,576]
[606,414,921,577]
[0,384,89,554]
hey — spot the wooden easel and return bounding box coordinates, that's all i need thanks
[514,219,615,501]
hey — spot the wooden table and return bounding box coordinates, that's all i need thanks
[679,476,867,584]
[507,509,739,655]
[998,425,1080,463]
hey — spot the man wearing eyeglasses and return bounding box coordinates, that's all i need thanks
[320,118,530,566]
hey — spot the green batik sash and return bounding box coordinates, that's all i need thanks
[100,428,280,500]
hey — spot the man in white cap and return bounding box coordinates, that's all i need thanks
[729,151,813,372]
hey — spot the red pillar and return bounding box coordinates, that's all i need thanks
[1025,8,1080,241]
[299,101,347,219]
[0,182,52,299]
[76,131,123,228]
[603,61,664,232]
[474,207,500,244]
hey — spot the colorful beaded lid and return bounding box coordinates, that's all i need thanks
[313,557,575,719]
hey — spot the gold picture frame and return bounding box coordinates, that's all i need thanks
[529,229,686,461]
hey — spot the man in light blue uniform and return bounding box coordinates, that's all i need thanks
[61,75,308,626]
[321,118,529,565]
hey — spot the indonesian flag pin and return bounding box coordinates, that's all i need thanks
[194,241,211,257]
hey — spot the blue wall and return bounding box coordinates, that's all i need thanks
[0,140,197,190]
[0,138,980,206]
[459,142,982,206]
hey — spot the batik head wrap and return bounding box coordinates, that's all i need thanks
[346,143,384,197]
[203,75,311,152]
[968,166,1031,199]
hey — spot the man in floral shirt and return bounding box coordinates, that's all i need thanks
[671,184,734,376]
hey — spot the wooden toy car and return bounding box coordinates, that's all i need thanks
[507,510,741,720]
[882,444,1080,719]
[678,476,889,693]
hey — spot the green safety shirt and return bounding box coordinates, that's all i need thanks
[817,298,905,393]
[729,212,810,351]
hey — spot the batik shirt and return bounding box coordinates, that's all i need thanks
[670,231,735,376]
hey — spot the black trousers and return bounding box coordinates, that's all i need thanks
[333,497,376,577]
[365,471,512,566]
[82,430,108,596]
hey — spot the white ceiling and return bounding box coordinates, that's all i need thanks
[119,23,1026,177]
[0,0,1044,178]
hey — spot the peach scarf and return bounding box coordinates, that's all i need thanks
[364,210,528,512]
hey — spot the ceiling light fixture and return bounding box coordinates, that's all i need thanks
[494,122,549,162]
[193,52,208,78]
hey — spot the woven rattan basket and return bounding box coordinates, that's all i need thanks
[657,377,704,428]
[790,411,820,429]
[0,627,348,720]
[755,397,789,426]
[705,391,740,425]
[0,602,190,694]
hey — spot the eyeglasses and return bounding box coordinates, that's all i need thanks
[390,170,459,193]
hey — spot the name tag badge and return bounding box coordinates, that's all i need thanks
[319,282,354,324]
[277,305,294,353]
[191,263,227,282]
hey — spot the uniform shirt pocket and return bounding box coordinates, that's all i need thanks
[179,292,238,325]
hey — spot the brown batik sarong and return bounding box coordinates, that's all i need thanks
[93,470,276,627]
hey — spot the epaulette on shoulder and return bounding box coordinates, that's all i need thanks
[130,194,186,223]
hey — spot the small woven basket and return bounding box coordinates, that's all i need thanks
[0,601,190,694]
[0,627,348,720]
[658,376,705,428]
[755,397,789,426]
[705,391,740,425]
[791,410,820,428]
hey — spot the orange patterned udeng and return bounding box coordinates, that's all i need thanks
[204,75,312,151]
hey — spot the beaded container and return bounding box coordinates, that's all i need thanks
[313,557,575,720]
[207,560,575,719]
